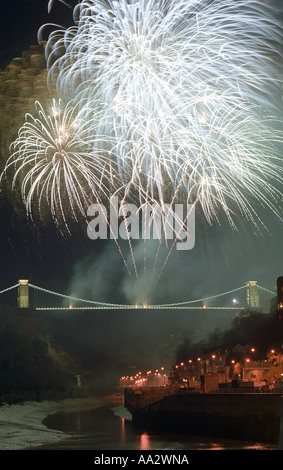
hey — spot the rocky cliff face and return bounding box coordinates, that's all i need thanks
[0,45,63,274]
[0,44,52,166]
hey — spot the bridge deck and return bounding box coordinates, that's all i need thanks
[35,306,243,310]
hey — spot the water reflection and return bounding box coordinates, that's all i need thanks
[138,432,151,450]
[208,443,225,450]
[76,415,82,434]
[120,418,126,447]
[40,403,277,451]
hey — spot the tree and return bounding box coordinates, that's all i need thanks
[175,329,195,363]
[0,307,72,396]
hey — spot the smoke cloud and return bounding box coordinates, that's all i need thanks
[64,210,282,369]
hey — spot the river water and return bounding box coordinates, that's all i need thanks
[32,398,277,452]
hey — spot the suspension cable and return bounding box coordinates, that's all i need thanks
[0,284,19,295]
[28,283,248,308]
[0,282,274,309]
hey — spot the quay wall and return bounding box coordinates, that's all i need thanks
[124,387,175,414]
[125,388,281,443]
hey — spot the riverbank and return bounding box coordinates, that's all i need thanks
[1,391,279,452]
[0,395,107,450]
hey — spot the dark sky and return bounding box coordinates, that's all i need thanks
[0,0,282,369]
[0,0,76,67]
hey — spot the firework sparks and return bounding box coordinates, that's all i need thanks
[38,0,283,228]
[0,0,282,287]
[1,98,117,228]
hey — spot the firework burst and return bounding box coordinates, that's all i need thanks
[38,0,283,228]
[1,98,117,228]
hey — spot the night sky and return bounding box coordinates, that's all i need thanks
[0,0,282,370]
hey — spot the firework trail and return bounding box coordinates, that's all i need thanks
[47,0,72,14]
[1,98,117,228]
[40,0,283,228]
[2,0,283,287]
[1,97,139,275]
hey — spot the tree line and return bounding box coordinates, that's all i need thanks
[175,306,283,365]
[0,306,79,401]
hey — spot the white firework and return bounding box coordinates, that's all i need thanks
[1,99,117,227]
[39,0,283,228]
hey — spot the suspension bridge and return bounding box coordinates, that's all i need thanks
[0,279,276,312]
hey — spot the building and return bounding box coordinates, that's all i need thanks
[171,342,283,392]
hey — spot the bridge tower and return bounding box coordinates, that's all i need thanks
[17,279,29,308]
[16,279,37,337]
[277,276,283,319]
[246,281,260,309]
